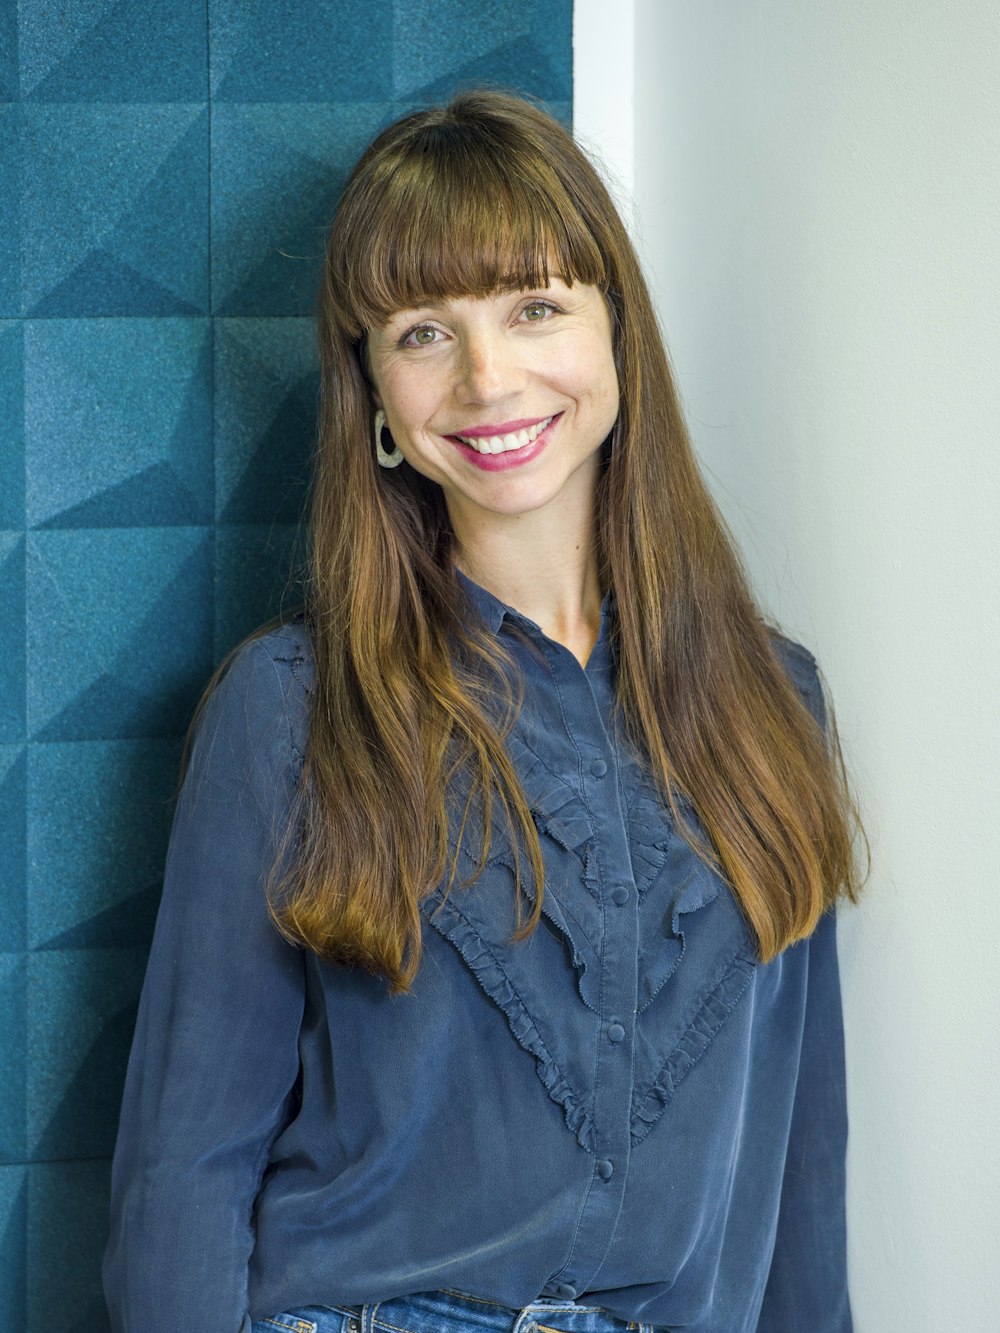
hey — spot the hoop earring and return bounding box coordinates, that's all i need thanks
[374,409,404,468]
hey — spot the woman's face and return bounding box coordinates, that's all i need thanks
[365,277,619,537]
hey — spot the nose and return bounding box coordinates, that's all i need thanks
[454,328,524,406]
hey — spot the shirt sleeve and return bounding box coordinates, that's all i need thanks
[755,910,852,1331]
[756,640,852,1332]
[103,639,307,1332]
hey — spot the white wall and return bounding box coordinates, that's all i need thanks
[576,2,1000,1328]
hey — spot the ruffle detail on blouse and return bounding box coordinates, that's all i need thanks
[618,764,723,1012]
[488,846,602,1015]
[421,893,597,1153]
[630,946,758,1145]
[501,735,605,1011]
[624,777,676,898]
[504,732,594,859]
[636,844,724,1015]
[445,731,603,1013]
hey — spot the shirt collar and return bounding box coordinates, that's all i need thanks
[455,566,615,640]
[455,567,508,635]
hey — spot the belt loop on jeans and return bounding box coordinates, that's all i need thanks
[359,1302,381,1333]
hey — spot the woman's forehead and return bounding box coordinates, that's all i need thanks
[381,273,577,320]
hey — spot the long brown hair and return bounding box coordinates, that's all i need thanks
[271,89,865,992]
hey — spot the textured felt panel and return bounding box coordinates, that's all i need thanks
[20,105,210,317]
[25,319,214,528]
[210,0,393,102]
[0,538,26,744]
[0,323,25,527]
[27,949,149,1161]
[27,739,181,953]
[213,521,305,658]
[3,3,573,1325]
[211,102,392,316]
[394,0,574,103]
[0,109,20,315]
[0,747,27,955]
[27,1161,113,1328]
[0,1166,28,1314]
[0,956,27,1162]
[0,7,17,101]
[18,0,208,102]
[214,318,316,523]
[26,527,215,741]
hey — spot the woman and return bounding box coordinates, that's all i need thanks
[104,91,864,1333]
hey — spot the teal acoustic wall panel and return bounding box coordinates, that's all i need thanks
[0,2,573,1325]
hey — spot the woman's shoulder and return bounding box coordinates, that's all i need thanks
[766,627,827,732]
[221,613,316,693]
[195,614,316,772]
[241,612,316,686]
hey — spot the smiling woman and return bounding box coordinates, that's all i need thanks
[104,91,866,1333]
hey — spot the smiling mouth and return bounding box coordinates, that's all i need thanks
[451,414,557,455]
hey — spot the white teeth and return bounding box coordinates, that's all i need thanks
[455,415,554,454]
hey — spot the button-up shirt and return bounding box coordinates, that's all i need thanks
[104,571,851,1332]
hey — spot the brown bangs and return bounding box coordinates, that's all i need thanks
[327,114,608,337]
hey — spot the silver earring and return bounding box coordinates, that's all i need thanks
[374,409,404,468]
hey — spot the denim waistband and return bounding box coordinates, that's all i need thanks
[253,1287,662,1333]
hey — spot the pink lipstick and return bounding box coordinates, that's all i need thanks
[446,413,561,472]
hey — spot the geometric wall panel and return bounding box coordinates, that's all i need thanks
[210,102,394,316]
[26,528,214,742]
[0,746,27,953]
[214,318,316,524]
[393,0,573,104]
[27,739,181,953]
[214,523,304,661]
[19,105,209,317]
[0,3,15,99]
[210,0,390,102]
[0,322,24,528]
[24,319,213,529]
[27,949,148,1162]
[0,535,25,742]
[27,1160,112,1331]
[0,1165,27,1322]
[0,955,27,1164]
[0,110,19,316]
[18,0,207,102]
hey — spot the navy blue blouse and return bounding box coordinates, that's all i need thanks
[103,572,851,1332]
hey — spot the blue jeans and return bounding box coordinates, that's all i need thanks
[252,1287,662,1333]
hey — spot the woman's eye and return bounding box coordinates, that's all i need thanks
[521,300,557,323]
[402,325,441,347]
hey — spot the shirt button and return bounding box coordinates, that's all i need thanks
[590,759,608,777]
[607,1022,626,1043]
[610,885,629,905]
[597,1158,614,1180]
[555,1283,577,1299]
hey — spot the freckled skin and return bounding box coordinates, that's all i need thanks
[366,280,620,545]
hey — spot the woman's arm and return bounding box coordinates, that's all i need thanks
[756,640,852,1331]
[103,637,307,1331]
[755,907,852,1331]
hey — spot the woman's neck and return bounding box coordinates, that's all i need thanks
[453,518,604,664]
